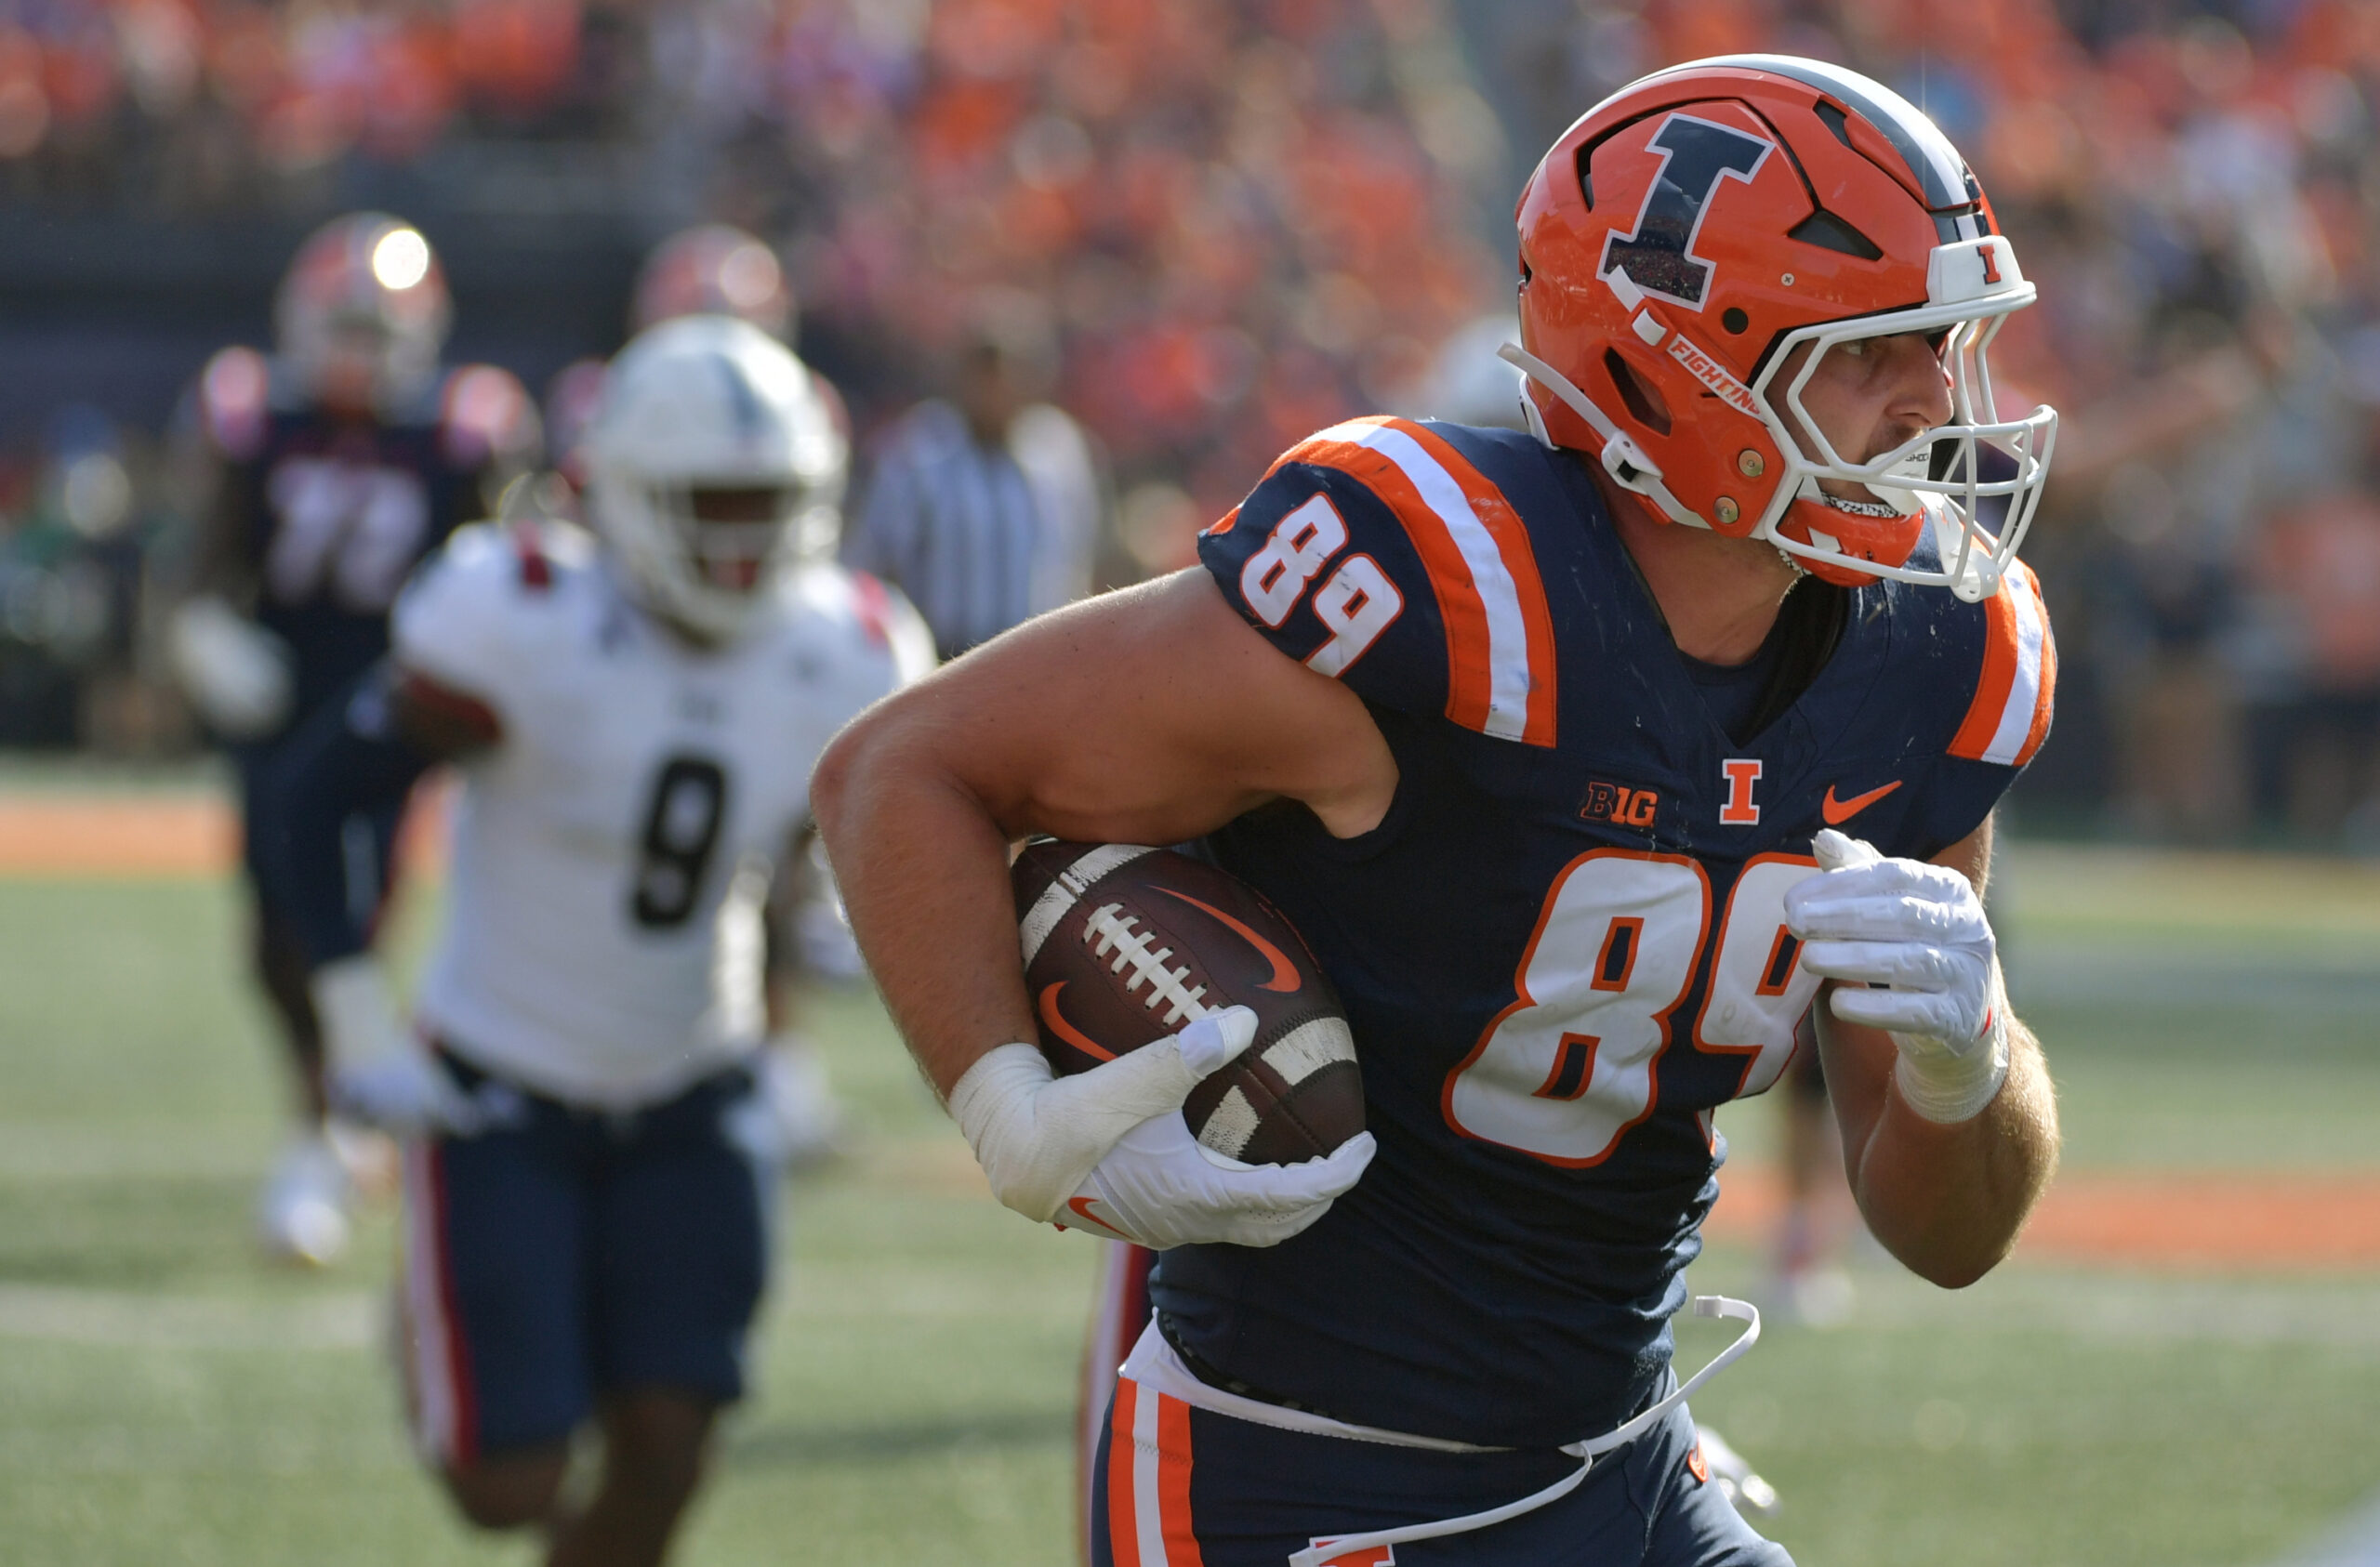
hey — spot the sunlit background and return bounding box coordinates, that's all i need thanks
[3,3,2379,1564]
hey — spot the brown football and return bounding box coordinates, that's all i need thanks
[1012,841,1365,1165]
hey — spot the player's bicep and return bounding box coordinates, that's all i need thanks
[877,568,1396,847]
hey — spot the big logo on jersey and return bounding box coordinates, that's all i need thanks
[1599,114,1773,309]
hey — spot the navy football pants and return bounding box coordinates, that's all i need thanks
[397,1057,769,1466]
[1090,1375,1791,1567]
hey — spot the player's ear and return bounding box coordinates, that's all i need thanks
[1603,349,1672,436]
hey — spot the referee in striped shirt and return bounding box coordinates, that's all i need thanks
[843,299,1103,660]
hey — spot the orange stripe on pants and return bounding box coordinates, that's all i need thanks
[1104,1378,1206,1567]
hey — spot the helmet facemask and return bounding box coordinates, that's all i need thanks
[1753,295,2056,600]
[598,473,840,645]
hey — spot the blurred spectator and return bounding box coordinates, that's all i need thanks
[15,0,2380,854]
[842,291,1102,659]
[0,406,157,748]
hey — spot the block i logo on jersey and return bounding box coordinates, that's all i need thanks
[1719,758,1762,824]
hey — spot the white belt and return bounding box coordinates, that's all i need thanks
[1116,1296,1762,1567]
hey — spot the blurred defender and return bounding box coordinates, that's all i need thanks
[545,222,862,1167]
[259,316,930,1565]
[167,213,536,1264]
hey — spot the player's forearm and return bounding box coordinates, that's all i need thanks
[265,690,441,969]
[812,714,1035,1100]
[1844,1017,2058,1288]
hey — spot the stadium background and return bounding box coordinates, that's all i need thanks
[3,0,2379,1562]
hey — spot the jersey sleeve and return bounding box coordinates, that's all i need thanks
[1911,559,2057,851]
[437,363,542,474]
[388,520,568,722]
[791,565,939,722]
[1197,416,1559,746]
[255,667,438,968]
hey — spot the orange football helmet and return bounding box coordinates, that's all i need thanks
[632,224,794,340]
[275,213,452,414]
[1509,55,2054,600]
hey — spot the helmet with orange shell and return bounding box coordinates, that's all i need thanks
[275,213,453,415]
[632,224,795,341]
[1508,55,2055,601]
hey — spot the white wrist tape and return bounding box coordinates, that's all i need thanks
[310,955,406,1073]
[948,1011,1251,1226]
[1890,959,2011,1125]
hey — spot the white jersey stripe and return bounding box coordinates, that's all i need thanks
[1131,1379,1170,1566]
[1983,570,2047,766]
[401,1142,457,1465]
[1081,1243,1147,1557]
[1344,421,1536,741]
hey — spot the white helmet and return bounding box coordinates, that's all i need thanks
[584,315,847,642]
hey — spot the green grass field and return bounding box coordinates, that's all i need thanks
[3,835,2378,1566]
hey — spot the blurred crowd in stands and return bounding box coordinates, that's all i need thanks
[6,0,2380,849]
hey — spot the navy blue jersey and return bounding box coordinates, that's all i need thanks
[197,347,534,726]
[1167,415,2055,1448]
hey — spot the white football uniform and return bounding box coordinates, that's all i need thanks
[390,519,931,1109]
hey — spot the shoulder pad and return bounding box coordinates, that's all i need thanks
[1945,560,2056,768]
[1202,415,1559,747]
[197,347,271,461]
[390,520,592,698]
[793,566,938,686]
[439,364,541,468]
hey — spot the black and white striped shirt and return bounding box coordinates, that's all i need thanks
[843,400,1097,659]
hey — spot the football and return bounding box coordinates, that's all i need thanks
[1012,841,1365,1165]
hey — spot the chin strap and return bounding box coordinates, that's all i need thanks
[1497,344,1709,533]
[1285,1297,1761,1567]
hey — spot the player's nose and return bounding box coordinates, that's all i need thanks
[1882,334,1954,431]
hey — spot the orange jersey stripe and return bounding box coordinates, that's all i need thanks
[1949,575,2022,761]
[1393,418,1560,746]
[1107,1378,1143,1566]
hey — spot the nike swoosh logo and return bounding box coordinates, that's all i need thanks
[1821,780,1903,824]
[1152,888,1302,993]
[1037,982,1116,1062]
[1064,1195,1129,1237]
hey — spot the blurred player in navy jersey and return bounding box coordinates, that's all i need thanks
[820,55,2062,1566]
[259,314,931,1566]
[166,213,537,1265]
[545,223,860,1169]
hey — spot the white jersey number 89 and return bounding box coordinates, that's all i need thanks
[1442,849,1822,1166]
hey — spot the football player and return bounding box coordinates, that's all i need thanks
[166,213,536,1265]
[542,223,858,1167]
[816,56,2059,1566]
[258,314,931,1566]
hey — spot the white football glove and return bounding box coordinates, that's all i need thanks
[948,1006,1371,1245]
[166,595,294,739]
[1783,829,2011,1125]
[1060,1110,1375,1251]
[311,955,483,1138]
